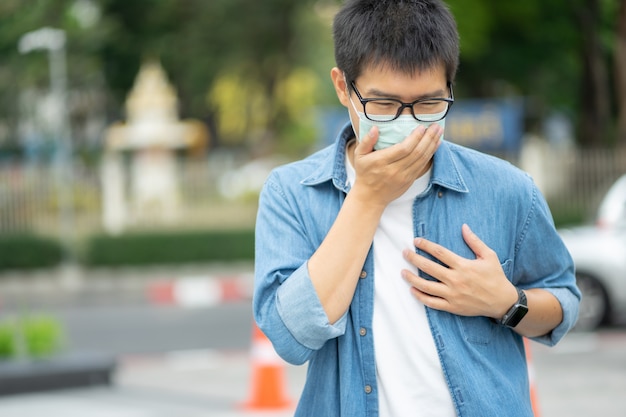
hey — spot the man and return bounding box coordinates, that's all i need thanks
[253,1,581,416]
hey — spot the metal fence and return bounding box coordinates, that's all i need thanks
[532,147,626,223]
[1,148,626,239]
[0,156,260,238]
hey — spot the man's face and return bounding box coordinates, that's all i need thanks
[331,64,448,140]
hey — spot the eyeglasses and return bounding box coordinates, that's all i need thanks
[350,81,454,122]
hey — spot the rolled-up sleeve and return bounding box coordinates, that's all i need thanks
[516,184,581,346]
[537,287,580,345]
[253,173,346,365]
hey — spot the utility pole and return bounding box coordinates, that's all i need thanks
[18,28,76,280]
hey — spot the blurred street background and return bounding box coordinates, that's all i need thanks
[0,265,625,416]
[1,0,626,415]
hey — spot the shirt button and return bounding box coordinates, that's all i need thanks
[359,270,367,279]
[438,191,444,198]
[359,327,367,336]
[364,385,372,394]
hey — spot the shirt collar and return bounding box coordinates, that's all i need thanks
[431,138,469,193]
[300,122,353,191]
[300,122,469,194]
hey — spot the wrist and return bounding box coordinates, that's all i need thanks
[348,183,388,213]
[493,284,520,319]
[498,287,529,328]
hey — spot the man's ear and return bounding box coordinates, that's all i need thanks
[330,67,350,108]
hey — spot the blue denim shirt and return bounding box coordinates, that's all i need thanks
[254,124,580,417]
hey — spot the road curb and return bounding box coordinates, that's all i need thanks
[147,274,253,307]
[0,263,254,309]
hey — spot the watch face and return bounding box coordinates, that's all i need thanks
[505,304,529,327]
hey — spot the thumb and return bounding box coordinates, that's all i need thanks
[355,126,378,156]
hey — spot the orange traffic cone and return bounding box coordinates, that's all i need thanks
[524,338,541,417]
[241,323,293,411]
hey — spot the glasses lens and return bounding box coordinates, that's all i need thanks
[363,100,402,122]
[413,100,449,122]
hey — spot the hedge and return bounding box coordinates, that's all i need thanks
[0,203,584,270]
[82,229,255,266]
[0,234,64,270]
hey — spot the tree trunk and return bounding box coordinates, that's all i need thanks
[577,0,612,148]
[615,0,626,148]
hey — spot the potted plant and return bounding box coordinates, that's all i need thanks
[0,314,116,395]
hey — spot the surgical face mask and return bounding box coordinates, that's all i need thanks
[348,95,446,151]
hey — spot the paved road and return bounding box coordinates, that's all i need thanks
[56,303,253,355]
[532,329,626,416]
[1,264,625,416]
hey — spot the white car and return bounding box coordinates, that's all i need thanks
[558,174,626,331]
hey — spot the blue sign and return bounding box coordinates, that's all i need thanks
[445,98,524,153]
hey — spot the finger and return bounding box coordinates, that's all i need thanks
[404,123,442,154]
[354,126,378,156]
[401,269,447,297]
[410,287,451,311]
[419,123,444,155]
[375,122,439,166]
[413,237,461,268]
[402,249,452,283]
[371,124,424,165]
[402,272,451,310]
[461,224,493,260]
[392,123,442,169]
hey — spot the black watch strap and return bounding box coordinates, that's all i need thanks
[499,287,529,328]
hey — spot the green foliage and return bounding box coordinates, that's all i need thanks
[83,229,255,266]
[0,315,64,360]
[0,234,64,270]
[4,0,626,150]
[449,0,581,102]
[3,0,331,156]
[21,315,64,359]
[0,321,17,358]
[550,204,590,229]
[97,0,330,153]
[0,229,258,270]
[447,0,494,59]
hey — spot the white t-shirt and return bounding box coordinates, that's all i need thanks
[346,148,456,417]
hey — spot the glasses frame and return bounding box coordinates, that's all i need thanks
[350,81,454,122]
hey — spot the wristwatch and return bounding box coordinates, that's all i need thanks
[499,287,528,328]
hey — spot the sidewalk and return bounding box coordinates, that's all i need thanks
[0,348,307,417]
[2,332,626,417]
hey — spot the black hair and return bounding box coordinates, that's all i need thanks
[333,0,459,84]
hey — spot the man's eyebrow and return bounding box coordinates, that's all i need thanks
[364,87,447,100]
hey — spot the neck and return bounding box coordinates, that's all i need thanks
[346,137,357,168]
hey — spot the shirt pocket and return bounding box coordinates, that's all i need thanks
[457,259,513,345]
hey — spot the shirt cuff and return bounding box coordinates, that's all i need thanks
[530,287,580,346]
[276,262,348,350]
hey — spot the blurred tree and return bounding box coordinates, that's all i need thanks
[3,0,626,153]
[616,0,626,147]
[448,1,581,114]
[99,0,328,155]
[3,0,332,158]
[448,0,625,148]
[574,0,612,148]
